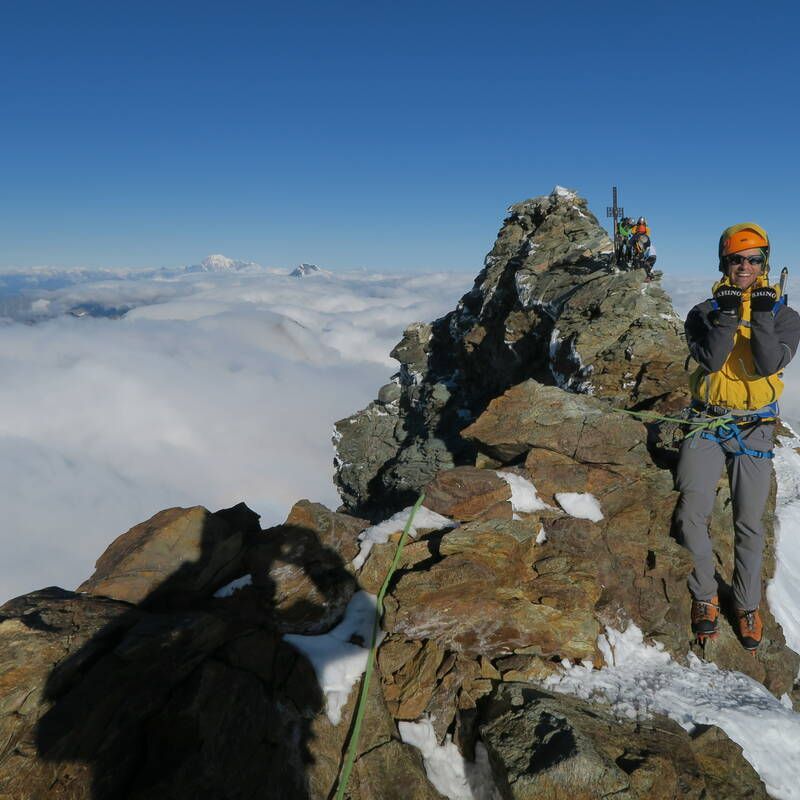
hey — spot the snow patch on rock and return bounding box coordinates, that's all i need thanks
[398,717,501,800]
[548,327,595,394]
[552,185,578,201]
[545,623,800,800]
[555,492,604,522]
[496,471,550,513]
[213,574,253,597]
[352,506,457,571]
[284,590,379,725]
[768,431,800,656]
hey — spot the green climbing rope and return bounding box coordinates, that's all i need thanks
[615,407,739,438]
[333,491,426,800]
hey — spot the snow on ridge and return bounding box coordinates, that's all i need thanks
[284,591,380,725]
[545,624,800,800]
[768,432,800,656]
[351,506,457,571]
[548,327,595,394]
[552,185,578,201]
[398,718,500,800]
[186,253,261,273]
[290,263,332,278]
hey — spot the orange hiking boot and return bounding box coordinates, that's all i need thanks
[691,595,719,640]
[736,608,763,651]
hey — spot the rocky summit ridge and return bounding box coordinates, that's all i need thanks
[334,187,687,518]
[1,187,797,799]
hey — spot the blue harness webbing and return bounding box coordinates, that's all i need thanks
[692,402,779,459]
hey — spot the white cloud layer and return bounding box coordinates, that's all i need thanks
[0,263,472,602]
[0,265,798,604]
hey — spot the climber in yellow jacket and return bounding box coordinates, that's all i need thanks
[675,223,800,651]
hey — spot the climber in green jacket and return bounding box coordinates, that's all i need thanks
[615,217,634,264]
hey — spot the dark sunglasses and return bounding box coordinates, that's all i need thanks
[726,254,765,267]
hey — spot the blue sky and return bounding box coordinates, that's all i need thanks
[1,1,798,276]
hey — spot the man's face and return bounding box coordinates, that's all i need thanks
[725,247,766,290]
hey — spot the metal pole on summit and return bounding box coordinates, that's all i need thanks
[606,186,624,265]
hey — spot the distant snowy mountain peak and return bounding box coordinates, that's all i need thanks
[186,254,260,273]
[291,263,331,278]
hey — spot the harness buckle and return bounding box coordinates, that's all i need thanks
[690,401,730,417]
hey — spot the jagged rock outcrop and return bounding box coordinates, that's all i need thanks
[77,503,261,607]
[463,379,797,687]
[0,502,438,800]
[353,377,796,781]
[480,684,767,799]
[334,186,689,518]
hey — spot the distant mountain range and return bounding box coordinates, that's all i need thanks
[290,263,331,278]
[185,254,261,273]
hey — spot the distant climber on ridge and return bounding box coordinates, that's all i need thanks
[615,216,634,263]
[629,216,657,279]
[674,222,800,651]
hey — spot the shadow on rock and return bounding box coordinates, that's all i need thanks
[0,501,360,800]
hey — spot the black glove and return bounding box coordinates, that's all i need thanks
[750,286,777,313]
[713,285,742,315]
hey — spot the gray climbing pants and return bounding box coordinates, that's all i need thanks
[674,420,775,610]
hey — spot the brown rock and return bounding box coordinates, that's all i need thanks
[689,725,768,799]
[377,636,423,676]
[284,499,369,563]
[357,539,433,595]
[423,466,512,522]
[480,684,768,800]
[422,655,482,742]
[239,501,363,634]
[462,379,648,466]
[382,639,444,719]
[350,739,446,800]
[384,520,600,661]
[302,652,398,800]
[78,504,259,607]
[496,654,561,683]
[479,655,501,680]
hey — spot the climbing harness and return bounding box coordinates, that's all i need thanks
[333,491,426,800]
[693,411,776,459]
[688,401,778,459]
[617,403,778,459]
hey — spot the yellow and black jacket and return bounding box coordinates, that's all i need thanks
[686,275,800,410]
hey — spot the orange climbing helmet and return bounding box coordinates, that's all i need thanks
[718,222,770,272]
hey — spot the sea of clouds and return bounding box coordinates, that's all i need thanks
[0,260,474,602]
[0,263,797,603]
